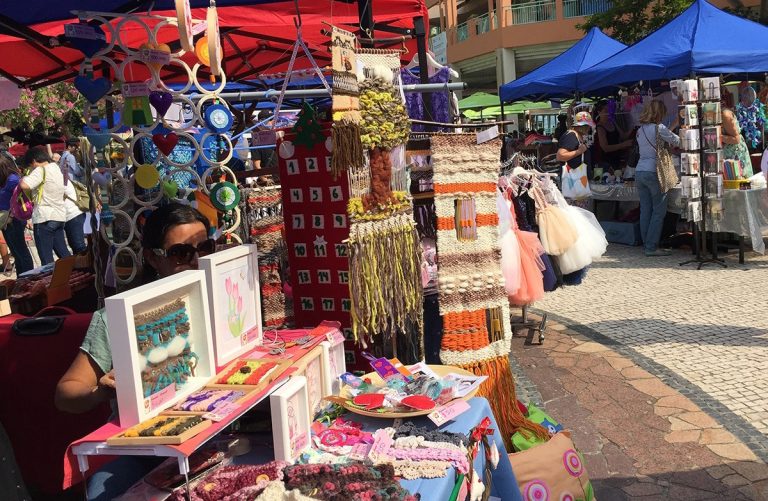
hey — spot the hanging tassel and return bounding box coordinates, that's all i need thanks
[331,120,364,178]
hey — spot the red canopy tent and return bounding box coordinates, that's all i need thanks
[0,1,427,89]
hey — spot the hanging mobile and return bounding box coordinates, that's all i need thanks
[209,172,240,242]
[203,101,233,133]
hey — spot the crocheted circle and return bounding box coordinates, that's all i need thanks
[559,493,575,501]
[563,449,583,477]
[523,480,550,501]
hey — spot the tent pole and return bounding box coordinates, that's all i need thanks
[358,0,375,48]
[413,16,434,129]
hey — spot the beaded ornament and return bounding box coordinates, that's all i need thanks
[134,299,198,398]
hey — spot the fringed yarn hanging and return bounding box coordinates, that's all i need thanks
[330,26,364,177]
[347,213,424,361]
[431,134,549,447]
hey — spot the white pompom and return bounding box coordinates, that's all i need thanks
[139,354,147,372]
[147,346,168,364]
[166,336,187,357]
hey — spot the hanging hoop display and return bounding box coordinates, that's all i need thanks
[100,208,135,248]
[191,62,227,94]
[209,181,240,212]
[164,166,203,198]
[200,164,237,194]
[114,15,156,56]
[106,172,131,209]
[153,58,195,96]
[206,4,222,77]
[132,205,157,241]
[175,0,195,52]
[160,94,198,130]
[155,130,201,168]
[199,132,233,166]
[111,246,139,285]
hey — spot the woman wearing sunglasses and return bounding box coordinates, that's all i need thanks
[55,203,215,500]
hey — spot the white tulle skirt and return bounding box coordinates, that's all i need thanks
[497,192,521,296]
[555,204,608,275]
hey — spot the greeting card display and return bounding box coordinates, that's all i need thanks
[680,128,700,150]
[292,346,331,415]
[681,153,700,175]
[705,174,723,198]
[688,200,703,222]
[681,79,699,103]
[106,270,215,427]
[709,198,724,222]
[703,150,723,174]
[702,126,722,150]
[701,102,721,126]
[682,176,702,199]
[199,245,262,369]
[270,376,311,462]
[681,105,698,126]
[699,77,721,101]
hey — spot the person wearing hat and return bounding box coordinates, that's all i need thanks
[556,110,594,170]
[59,138,84,184]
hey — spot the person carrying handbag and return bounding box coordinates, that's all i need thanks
[0,153,34,274]
[636,100,681,257]
[556,111,594,199]
[19,146,71,265]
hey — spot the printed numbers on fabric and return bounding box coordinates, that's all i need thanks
[329,186,343,202]
[338,270,349,284]
[317,270,331,284]
[333,214,346,228]
[341,298,352,312]
[300,297,315,311]
[305,157,318,172]
[290,188,303,203]
[321,298,335,312]
[342,328,354,340]
[314,242,327,258]
[310,187,323,202]
[325,156,332,172]
[286,159,299,175]
[335,243,348,258]
[294,243,307,258]
[297,270,311,284]
[312,215,324,229]
[292,214,305,229]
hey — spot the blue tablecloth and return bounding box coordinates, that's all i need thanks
[352,397,523,501]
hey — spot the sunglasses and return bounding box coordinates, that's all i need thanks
[151,238,216,264]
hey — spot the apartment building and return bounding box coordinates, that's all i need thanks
[429,0,761,94]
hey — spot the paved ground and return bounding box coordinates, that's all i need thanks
[507,243,768,500]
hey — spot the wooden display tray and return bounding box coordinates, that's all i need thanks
[334,364,479,419]
[162,386,260,415]
[209,358,292,392]
[106,418,212,446]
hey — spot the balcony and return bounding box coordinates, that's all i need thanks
[506,1,556,25]
[456,11,497,42]
[563,0,612,18]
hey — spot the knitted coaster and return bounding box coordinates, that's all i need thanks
[431,134,548,447]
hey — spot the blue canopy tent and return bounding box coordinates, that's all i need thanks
[579,0,768,93]
[499,27,626,103]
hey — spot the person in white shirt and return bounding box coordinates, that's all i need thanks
[59,138,84,184]
[19,146,71,265]
[64,181,87,254]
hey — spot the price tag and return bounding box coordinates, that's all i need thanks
[428,399,471,426]
[476,126,499,144]
[148,384,176,411]
[139,49,171,66]
[202,401,240,422]
[122,82,150,97]
[325,329,345,347]
[65,23,106,41]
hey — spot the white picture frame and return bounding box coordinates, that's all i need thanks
[198,244,263,369]
[292,345,331,415]
[106,270,215,428]
[270,375,311,462]
[320,337,346,395]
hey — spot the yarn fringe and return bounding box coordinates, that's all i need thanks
[458,352,549,450]
[331,120,364,178]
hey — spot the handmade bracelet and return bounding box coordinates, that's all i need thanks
[216,360,278,385]
[123,416,167,437]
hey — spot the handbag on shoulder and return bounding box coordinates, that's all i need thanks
[655,124,679,193]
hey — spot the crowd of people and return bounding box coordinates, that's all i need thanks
[0,140,89,276]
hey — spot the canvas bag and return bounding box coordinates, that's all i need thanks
[65,180,91,212]
[642,124,679,193]
[561,157,591,200]
[10,167,45,221]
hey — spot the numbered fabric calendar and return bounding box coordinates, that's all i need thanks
[278,129,357,359]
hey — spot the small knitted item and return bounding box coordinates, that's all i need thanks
[216,360,278,385]
[169,461,289,501]
[432,134,549,447]
[172,389,245,412]
[255,481,320,500]
[283,462,417,501]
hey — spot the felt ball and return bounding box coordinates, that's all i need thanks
[147,346,169,364]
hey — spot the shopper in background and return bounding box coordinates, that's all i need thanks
[19,146,70,266]
[56,203,215,501]
[63,180,87,255]
[593,100,634,174]
[556,110,594,168]
[635,100,681,257]
[0,154,34,275]
[60,138,85,183]
[721,86,754,177]
[553,114,568,141]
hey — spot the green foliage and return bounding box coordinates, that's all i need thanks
[577,0,694,45]
[0,83,86,135]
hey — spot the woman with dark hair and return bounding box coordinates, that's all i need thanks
[19,146,70,265]
[55,203,214,500]
[0,154,34,274]
[593,100,633,173]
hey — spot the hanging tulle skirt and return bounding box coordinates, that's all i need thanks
[556,205,608,274]
[498,193,522,296]
[509,229,546,306]
[536,205,579,256]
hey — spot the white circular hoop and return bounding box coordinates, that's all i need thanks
[222,206,242,235]
[86,132,130,171]
[199,132,233,167]
[100,208,135,248]
[154,57,194,96]
[112,245,139,285]
[114,15,156,56]
[200,164,237,195]
[130,171,165,207]
[192,63,227,94]
[83,16,118,57]
[224,230,242,244]
[132,205,157,242]
[160,94,198,130]
[194,93,228,122]
[119,54,158,84]
[164,166,203,201]
[151,19,187,59]
[175,0,195,52]
[106,172,131,210]
[207,5,222,77]
[128,132,152,168]
[77,55,120,80]
[156,130,200,168]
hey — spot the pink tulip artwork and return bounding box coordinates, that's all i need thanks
[225,275,246,338]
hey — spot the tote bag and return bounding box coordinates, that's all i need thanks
[655,125,679,193]
[561,158,591,200]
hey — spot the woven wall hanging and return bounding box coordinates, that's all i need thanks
[431,134,548,447]
[243,187,293,329]
[330,26,364,177]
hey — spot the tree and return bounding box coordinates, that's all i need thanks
[0,83,86,136]
[579,1,764,44]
